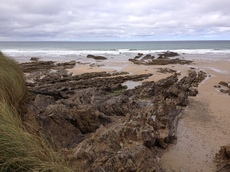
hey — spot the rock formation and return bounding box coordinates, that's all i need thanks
[129,51,193,65]
[20,58,207,171]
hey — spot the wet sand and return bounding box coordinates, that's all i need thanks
[69,58,230,171]
[161,60,230,172]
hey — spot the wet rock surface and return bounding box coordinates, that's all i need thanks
[20,59,207,171]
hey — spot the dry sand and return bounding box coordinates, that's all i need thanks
[69,58,230,171]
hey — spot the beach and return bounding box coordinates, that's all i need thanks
[161,59,230,171]
[1,40,230,171]
[68,55,230,171]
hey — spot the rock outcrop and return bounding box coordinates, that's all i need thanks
[20,59,207,171]
[129,51,193,65]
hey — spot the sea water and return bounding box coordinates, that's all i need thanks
[0,41,230,62]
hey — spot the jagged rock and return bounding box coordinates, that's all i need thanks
[19,59,208,171]
[67,105,101,134]
[68,121,161,171]
[155,74,178,89]
[165,85,181,97]
[97,94,139,116]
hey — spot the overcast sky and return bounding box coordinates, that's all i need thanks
[0,0,230,41]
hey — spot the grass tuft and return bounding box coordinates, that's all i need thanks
[0,52,74,172]
[0,52,26,108]
[0,99,73,172]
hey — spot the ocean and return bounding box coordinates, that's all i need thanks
[0,41,230,62]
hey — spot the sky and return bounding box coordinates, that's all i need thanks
[0,0,230,41]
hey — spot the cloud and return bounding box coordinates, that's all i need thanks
[0,0,230,40]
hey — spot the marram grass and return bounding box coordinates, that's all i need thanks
[0,52,74,172]
[0,100,73,172]
[0,52,26,108]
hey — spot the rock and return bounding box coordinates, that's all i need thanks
[226,145,230,158]
[219,81,229,87]
[197,70,207,83]
[30,57,39,61]
[220,89,228,94]
[19,59,208,171]
[165,85,181,97]
[67,105,101,134]
[157,68,177,74]
[216,81,230,95]
[87,54,107,60]
[57,60,76,68]
[41,112,83,148]
[216,144,230,172]
[214,85,221,88]
[134,53,144,59]
[97,94,139,116]
[188,69,197,79]
[158,51,180,59]
[177,91,188,106]
[129,52,192,66]
[68,121,161,171]
[188,88,198,96]
[128,58,143,65]
[33,94,55,112]
[155,74,178,89]
[142,54,155,60]
[142,130,156,148]
[21,60,77,73]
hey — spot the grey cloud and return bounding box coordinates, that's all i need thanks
[0,0,230,40]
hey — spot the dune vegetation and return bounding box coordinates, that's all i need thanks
[0,52,26,108]
[0,52,73,172]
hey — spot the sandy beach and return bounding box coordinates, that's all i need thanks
[161,59,230,172]
[69,56,230,171]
